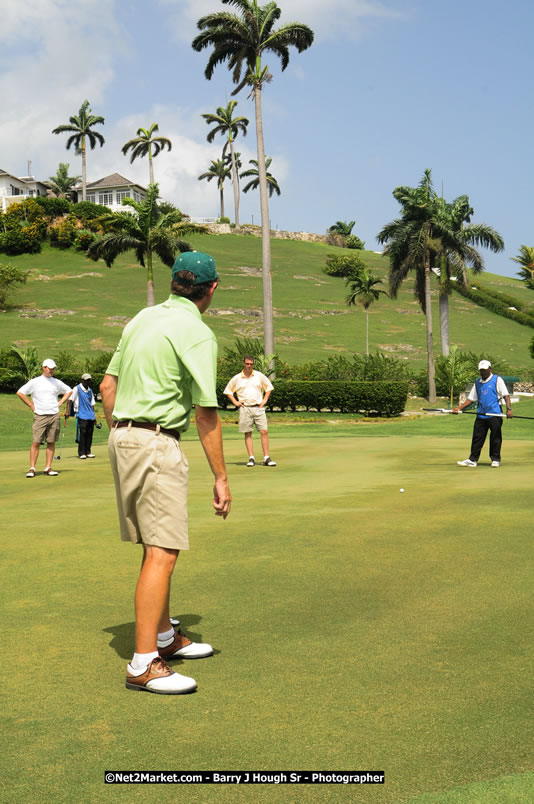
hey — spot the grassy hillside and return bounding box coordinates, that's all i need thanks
[2,234,534,373]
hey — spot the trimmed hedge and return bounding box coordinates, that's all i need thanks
[453,283,534,329]
[1,370,104,393]
[217,379,408,416]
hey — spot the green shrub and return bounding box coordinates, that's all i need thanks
[217,379,408,416]
[345,234,365,250]
[75,230,95,251]
[217,216,231,224]
[0,225,42,255]
[74,201,111,221]
[35,196,71,217]
[50,214,78,249]
[453,282,534,329]
[0,263,31,306]
[86,351,114,374]
[323,253,366,278]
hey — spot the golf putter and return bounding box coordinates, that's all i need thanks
[54,416,68,460]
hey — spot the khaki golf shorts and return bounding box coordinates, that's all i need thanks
[108,424,189,550]
[239,405,268,433]
[32,413,60,444]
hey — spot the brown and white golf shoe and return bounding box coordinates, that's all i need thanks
[158,627,214,660]
[125,657,197,694]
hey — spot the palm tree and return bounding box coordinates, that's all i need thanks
[511,245,534,285]
[201,101,248,226]
[86,184,203,306]
[377,170,442,401]
[121,123,172,186]
[198,159,232,219]
[240,156,280,196]
[52,100,105,201]
[434,195,504,355]
[192,0,314,361]
[329,221,355,236]
[47,163,81,199]
[345,269,388,355]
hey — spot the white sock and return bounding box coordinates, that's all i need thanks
[129,650,159,675]
[157,627,175,645]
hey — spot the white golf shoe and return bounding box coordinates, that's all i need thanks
[457,459,477,467]
[491,460,500,467]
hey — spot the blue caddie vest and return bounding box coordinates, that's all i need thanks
[475,375,501,419]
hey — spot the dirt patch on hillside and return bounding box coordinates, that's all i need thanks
[33,272,103,281]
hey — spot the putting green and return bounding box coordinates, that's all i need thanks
[1,433,533,803]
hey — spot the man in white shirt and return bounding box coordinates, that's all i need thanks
[16,358,72,477]
[224,355,276,467]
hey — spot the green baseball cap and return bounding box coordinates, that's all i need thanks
[172,251,218,284]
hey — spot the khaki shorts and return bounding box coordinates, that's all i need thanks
[108,424,189,550]
[32,413,60,444]
[239,405,268,433]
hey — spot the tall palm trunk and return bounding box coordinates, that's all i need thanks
[439,293,450,356]
[219,182,225,219]
[438,254,450,356]
[424,249,436,402]
[253,83,274,362]
[81,135,87,201]
[146,250,155,307]
[365,309,369,356]
[229,138,240,227]
[148,147,155,185]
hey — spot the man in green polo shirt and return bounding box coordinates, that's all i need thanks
[100,251,231,696]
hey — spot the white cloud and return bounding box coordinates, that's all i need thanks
[158,0,403,42]
[0,0,122,178]
[86,104,264,218]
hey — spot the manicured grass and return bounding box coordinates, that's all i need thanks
[2,422,533,803]
[2,236,534,371]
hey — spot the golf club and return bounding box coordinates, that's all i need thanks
[54,415,68,460]
[422,408,534,420]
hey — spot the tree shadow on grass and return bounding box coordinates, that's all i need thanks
[102,614,220,660]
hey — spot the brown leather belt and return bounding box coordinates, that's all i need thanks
[114,420,181,441]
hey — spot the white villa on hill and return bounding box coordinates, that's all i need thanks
[73,173,146,211]
[0,168,49,211]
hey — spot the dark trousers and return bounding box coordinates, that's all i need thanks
[78,418,95,456]
[469,416,503,462]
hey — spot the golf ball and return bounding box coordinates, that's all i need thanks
[400,488,405,493]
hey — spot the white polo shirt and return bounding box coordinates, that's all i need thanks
[224,370,273,406]
[18,375,71,415]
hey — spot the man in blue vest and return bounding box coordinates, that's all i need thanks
[70,373,97,458]
[453,360,513,467]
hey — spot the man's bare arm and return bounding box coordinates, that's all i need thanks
[226,393,242,407]
[259,389,272,408]
[100,374,118,429]
[16,391,34,412]
[195,405,231,519]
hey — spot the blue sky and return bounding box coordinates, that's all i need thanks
[1,0,532,277]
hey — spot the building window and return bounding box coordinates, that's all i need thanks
[10,185,22,196]
[99,192,114,206]
[87,194,95,203]
[28,190,34,196]
[133,191,141,202]
[116,190,130,204]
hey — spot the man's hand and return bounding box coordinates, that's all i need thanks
[452,407,461,414]
[506,409,513,418]
[213,478,231,519]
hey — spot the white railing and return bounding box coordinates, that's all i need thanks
[189,216,218,224]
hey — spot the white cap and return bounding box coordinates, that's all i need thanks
[478,360,491,370]
[42,358,57,369]
[81,373,92,380]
